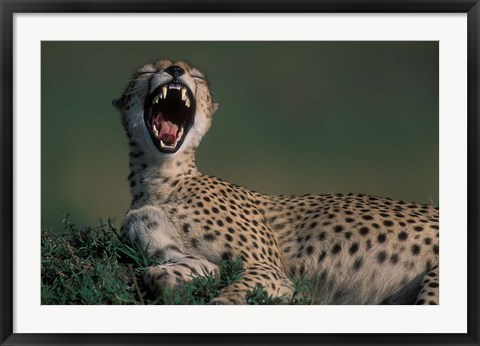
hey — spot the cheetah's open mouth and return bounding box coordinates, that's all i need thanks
[144,82,195,153]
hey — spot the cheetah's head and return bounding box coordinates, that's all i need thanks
[114,60,218,155]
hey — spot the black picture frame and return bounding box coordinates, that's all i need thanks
[1,1,479,345]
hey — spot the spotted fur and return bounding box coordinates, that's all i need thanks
[114,60,439,305]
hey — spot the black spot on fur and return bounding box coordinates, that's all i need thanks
[359,227,369,235]
[334,225,343,233]
[221,252,232,260]
[203,233,216,242]
[353,258,363,271]
[331,244,341,254]
[349,243,359,255]
[411,244,421,255]
[377,251,387,263]
[390,253,399,264]
[398,231,408,241]
[377,233,386,243]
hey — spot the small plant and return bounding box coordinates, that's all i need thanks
[41,215,145,304]
[41,215,313,305]
[289,276,314,304]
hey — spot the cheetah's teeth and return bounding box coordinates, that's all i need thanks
[159,139,176,149]
[182,87,191,108]
[177,127,184,141]
[153,124,159,136]
[161,86,168,99]
[153,95,160,104]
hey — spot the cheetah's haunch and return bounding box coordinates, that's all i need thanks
[114,60,439,305]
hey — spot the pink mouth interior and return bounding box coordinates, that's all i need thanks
[153,113,179,145]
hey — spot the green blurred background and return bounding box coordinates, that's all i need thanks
[41,41,438,231]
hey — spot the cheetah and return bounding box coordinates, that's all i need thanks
[113,60,439,305]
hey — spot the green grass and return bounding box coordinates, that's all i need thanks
[41,215,312,305]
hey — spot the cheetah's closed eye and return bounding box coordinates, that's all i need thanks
[114,60,439,305]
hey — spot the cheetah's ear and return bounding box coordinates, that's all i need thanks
[112,97,124,109]
[212,102,219,114]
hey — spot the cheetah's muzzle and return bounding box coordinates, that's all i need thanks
[144,82,196,153]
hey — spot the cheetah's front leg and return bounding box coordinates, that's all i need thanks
[144,255,219,296]
[121,207,219,296]
[210,262,294,304]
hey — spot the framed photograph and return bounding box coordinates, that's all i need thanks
[1,1,479,345]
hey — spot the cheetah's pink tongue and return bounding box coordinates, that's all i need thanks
[159,120,178,145]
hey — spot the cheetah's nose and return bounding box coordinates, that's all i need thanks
[165,66,185,80]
